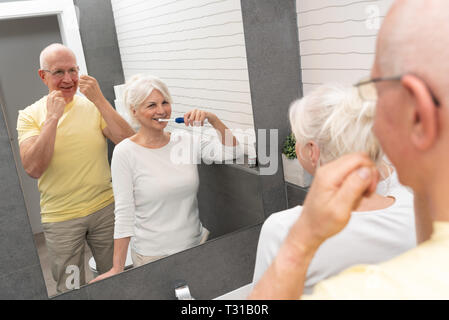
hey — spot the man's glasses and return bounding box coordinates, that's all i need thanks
[354,75,440,107]
[42,66,79,79]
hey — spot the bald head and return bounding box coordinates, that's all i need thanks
[376,0,449,102]
[39,43,77,70]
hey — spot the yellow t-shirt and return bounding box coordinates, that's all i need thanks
[17,95,114,223]
[302,222,449,299]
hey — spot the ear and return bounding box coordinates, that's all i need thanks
[308,141,321,168]
[295,141,320,168]
[38,69,50,87]
[401,75,438,150]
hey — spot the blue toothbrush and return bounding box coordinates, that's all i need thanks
[157,117,208,124]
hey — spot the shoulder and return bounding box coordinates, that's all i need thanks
[113,138,133,155]
[73,95,97,110]
[19,96,47,118]
[260,206,303,242]
[17,97,48,134]
[302,264,399,299]
[255,206,303,279]
[112,138,137,163]
[111,139,135,171]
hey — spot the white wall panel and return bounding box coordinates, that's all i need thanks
[111,0,255,153]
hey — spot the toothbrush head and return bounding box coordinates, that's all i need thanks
[156,117,185,123]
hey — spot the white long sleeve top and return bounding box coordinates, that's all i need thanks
[111,129,242,257]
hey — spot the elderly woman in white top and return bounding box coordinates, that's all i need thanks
[252,84,416,294]
[92,74,243,282]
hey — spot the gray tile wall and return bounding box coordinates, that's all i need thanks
[286,183,308,208]
[73,0,125,163]
[241,0,303,218]
[0,104,47,300]
[198,164,264,239]
[53,224,262,300]
[73,0,124,106]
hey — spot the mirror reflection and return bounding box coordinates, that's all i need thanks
[17,43,133,295]
[16,44,248,297]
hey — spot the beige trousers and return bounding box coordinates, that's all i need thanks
[42,203,115,293]
[131,228,210,268]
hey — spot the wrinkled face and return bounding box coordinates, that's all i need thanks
[39,50,79,102]
[133,89,171,131]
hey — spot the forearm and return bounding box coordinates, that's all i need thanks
[111,237,131,272]
[249,218,320,299]
[94,97,135,144]
[208,117,237,147]
[21,117,58,178]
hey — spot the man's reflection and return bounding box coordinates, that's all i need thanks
[16,43,134,293]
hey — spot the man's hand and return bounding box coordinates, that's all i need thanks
[297,153,379,247]
[46,90,66,121]
[79,75,106,105]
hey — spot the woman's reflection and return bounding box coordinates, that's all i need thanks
[91,74,243,283]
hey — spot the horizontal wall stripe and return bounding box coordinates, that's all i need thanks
[297,0,394,94]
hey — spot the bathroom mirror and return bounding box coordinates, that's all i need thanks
[0,0,269,298]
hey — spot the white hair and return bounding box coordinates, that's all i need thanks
[289,84,383,166]
[123,74,173,123]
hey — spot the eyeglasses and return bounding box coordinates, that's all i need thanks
[354,75,440,107]
[42,66,79,79]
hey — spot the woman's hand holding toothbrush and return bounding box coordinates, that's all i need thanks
[183,109,217,127]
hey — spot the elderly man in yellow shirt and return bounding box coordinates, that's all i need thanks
[250,0,449,300]
[17,43,134,293]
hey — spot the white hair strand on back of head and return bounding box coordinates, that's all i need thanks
[289,84,383,167]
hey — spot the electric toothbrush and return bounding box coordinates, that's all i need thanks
[157,117,208,124]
